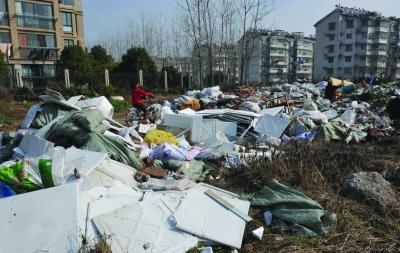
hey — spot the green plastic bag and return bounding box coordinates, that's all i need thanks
[0,162,42,194]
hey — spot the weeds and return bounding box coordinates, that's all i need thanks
[206,137,400,252]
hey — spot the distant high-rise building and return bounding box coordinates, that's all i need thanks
[314,5,400,81]
[239,30,314,84]
[0,0,84,86]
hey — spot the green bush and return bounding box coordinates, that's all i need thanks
[110,99,129,113]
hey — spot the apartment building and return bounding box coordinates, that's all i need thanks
[0,0,84,86]
[191,43,238,86]
[241,30,314,84]
[314,5,400,81]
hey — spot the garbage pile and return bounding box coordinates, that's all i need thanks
[0,79,398,252]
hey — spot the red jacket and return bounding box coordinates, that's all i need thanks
[131,86,155,105]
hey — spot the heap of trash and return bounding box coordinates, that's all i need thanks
[0,78,398,252]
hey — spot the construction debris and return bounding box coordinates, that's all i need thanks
[0,79,398,252]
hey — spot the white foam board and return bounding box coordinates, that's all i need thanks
[93,191,198,253]
[173,184,250,248]
[0,183,79,253]
[79,181,143,241]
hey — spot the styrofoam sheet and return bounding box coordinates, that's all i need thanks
[79,181,143,241]
[65,147,107,179]
[0,183,79,253]
[74,96,114,118]
[254,114,290,138]
[88,159,138,188]
[93,191,198,253]
[200,119,237,142]
[173,184,250,248]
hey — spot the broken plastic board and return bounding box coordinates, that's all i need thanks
[200,119,237,142]
[163,114,203,142]
[64,147,107,181]
[93,191,198,253]
[0,183,79,253]
[205,190,252,222]
[79,181,143,241]
[254,114,290,138]
[173,184,250,248]
[88,158,138,188]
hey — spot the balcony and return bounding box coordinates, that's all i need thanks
[19,46,58,60]
[60,0,75,7]
[16,14,55,30]
[0,12,9,26]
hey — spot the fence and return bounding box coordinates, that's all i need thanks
[0,68,193,98]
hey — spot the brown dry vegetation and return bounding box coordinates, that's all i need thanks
[205,136,400,252]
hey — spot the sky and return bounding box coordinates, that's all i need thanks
[84,0,400,43]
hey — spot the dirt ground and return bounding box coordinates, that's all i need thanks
[1,100,400,252]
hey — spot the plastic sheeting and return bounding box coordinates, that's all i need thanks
[44,109,141,169]
[241,180,336,236]
[254,114,290,138]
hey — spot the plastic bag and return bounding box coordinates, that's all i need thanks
[0,182,15,198]
[0,161,42,193]
[144,130,180,146]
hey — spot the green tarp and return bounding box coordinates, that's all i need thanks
[30,103,74,129]
[44,109,141,169]
[241,180,337,236]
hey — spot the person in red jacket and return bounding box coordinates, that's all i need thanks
[131,84,155,112]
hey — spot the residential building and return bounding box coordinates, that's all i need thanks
[0,0,84,87]
[240,30,314,84]
[191,43,238,87]
[314,5,400,81]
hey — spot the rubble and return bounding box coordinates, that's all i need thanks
[0,79,398,252]
[342,171,400,211]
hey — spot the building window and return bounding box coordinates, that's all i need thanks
[346,33,352,39]
[328,22,336,31]
[345,56,352,62]
[0,0,8,26]
[22,64,56,77]
[360,44,366,50]
[62,12,73,32]
[60,0,75,7]
[327,45,334,53]
[328,34,335,41]
[0,31,10,43]
[346,20,354,29]
[64,39,74,47]
[344,67,352,74]
[15,1,54,29]
[345,44,353,52]
[328,57,334,63]
[326,68,334,75]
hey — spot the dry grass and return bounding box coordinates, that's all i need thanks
[205,136,400,252]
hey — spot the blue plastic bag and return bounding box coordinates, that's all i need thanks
[0,182,16,199]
